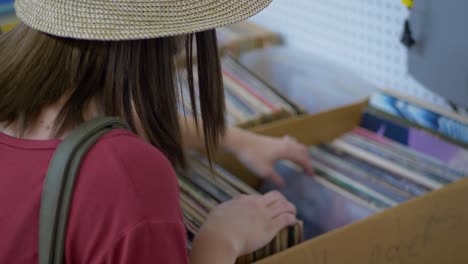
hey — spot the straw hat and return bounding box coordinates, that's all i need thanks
[14,0,272,41]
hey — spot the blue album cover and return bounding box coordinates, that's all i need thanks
[369,92,468,144]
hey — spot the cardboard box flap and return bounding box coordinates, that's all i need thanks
[251,100,367,144]
[256,177,468,264]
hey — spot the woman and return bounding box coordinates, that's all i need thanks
[0,0,313,263]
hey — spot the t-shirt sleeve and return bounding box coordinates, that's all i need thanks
[97,220,188,264]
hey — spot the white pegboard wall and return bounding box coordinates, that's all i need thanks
[249,0,452,110]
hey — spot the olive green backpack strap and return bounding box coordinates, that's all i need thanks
[39,117,130,264]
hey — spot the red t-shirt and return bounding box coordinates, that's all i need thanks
[0,129,188,264]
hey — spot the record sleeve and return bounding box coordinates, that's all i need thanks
[190,160,242,198]
[196,155,259,195]
[318,145,431,197]
[311,160,396,209]
[185,170,232,202]
[310,147,414,203]
[329,139,443,190]
[178,175,218,210]
[342,132,459,183]
[260,161,376,239]
[222,57,295,113]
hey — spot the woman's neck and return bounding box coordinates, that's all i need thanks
[0,95,100,140]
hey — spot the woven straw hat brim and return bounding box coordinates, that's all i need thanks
[14,0,272,41]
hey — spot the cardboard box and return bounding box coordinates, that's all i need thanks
[216,100,468,264]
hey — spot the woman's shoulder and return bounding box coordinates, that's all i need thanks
[85,129,175,179]
[66,129,186,263]
[86,128,173,173]
[91,129,169,163]
[75,129,181,220]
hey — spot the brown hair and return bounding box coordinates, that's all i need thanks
[0,23,225,168]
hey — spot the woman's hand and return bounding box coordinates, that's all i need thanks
[224,128,314,187]
[180,116,313,187]
[191,191,297,263]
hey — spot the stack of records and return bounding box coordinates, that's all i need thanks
[216,21,283,58]
[179,156,303,264]
[261,91,468,239]
[180,57,302,127]
[0,0,16,33]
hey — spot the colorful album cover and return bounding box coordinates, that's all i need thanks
[369,92,468,145]
[360,110,468,173]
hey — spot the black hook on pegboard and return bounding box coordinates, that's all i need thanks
[401,0,416,48]
[401,19,416,48]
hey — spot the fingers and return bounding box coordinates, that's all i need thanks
[282,136,315,176]
[270,213,297,234]
[233,191,297,236]
[260,190,285,206]
[266,169,285,187]
[233,194,248,200]
[261,191,297,233]
[268,199,296,218]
